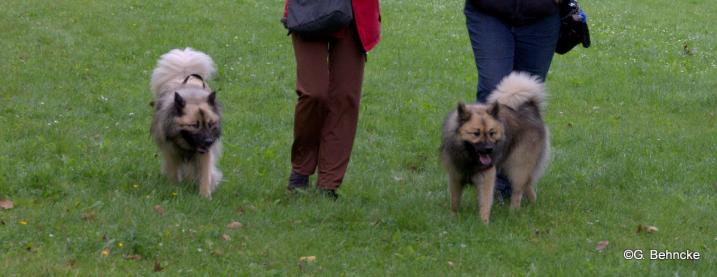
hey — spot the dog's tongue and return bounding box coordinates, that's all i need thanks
[479,154,492,165]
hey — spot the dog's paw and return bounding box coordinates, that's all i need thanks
[201,187,213,198]
[479,214,490,224]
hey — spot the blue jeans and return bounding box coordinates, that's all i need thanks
[464,0,560,102]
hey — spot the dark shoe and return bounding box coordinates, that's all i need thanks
[318,188,339,200]
[494,174,512,203]
[287,170,309,192]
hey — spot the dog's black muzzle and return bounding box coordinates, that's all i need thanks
[476,144,494,155]
[465,141,496,168]
[180,130,216,154]
[196,138,216,154]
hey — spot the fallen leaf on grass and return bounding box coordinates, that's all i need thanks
[595,240,609,252]
[533,229,551,236]
[682,43,695,56]
[447,261,455,267]
[226,221,242,229]
[100,247,110,257]
[19,219,28,225]
[637,224,658,233]
[298,256,317,272]
[0,199,14,210]
[81,212,96,221]
[153,205,165,216]
[124,254,142,261]
[153,260,164,272]
[221,234,231,241]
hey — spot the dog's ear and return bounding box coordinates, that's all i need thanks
[457,102,471,123]
[208,91,217,107]
[488,103,500,118]
[174,92,185,113]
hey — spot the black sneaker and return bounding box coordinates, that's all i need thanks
[318,188,339,200]
[287,170,309,192]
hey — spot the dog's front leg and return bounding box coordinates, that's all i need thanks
[474,167,496,224]
[198,153,213,199]
[161,148,180,182]
[448,173,463,213]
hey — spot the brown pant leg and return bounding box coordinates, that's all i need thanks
[316,26,366,189]
[290,34,330,175]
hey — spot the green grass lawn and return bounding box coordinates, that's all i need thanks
[1,0,715,275]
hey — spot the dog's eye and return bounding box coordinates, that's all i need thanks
[474,131,481,137]
[489,130,496,137]
[193,121,200,128]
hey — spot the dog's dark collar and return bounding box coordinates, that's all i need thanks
[182,74,206,89]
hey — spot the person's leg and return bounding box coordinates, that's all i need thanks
[316,25,366,191]
[491,14,558,198]
[290,34,330,181]
[464,0,515,103]
[513,13,560,81]
[495,174,512,203]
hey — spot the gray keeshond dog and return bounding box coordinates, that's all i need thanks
[440,72,550,223]
[150,48,222,198]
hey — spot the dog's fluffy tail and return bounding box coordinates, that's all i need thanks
[150,47,216,96]
[487,72,546,110]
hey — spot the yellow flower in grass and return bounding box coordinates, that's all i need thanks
[117,242,124,248]
[19,219,28,225]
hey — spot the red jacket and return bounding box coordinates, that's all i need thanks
[284,0,381,52]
